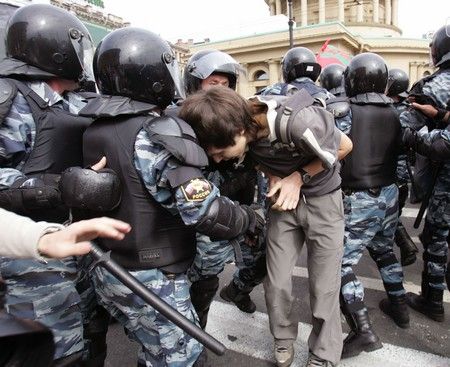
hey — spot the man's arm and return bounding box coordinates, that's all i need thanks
[403,127,450,161]
[0,208,130,259]
[338,131,353,160]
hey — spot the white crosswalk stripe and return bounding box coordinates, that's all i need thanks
[402,207,421,218]
[207,302,450,367]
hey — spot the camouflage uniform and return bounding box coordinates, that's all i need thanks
[258,77,333,102]
[88,125,223,366]
[336,111,405,307]
[0,82,86,360]
[392,99,417,264]
[92,266,200,367]
[394,100,411,185]
[188,167,267,291]
[400,69,450,292]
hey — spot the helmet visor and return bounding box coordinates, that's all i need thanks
[69,28,95,83]
[188,51,244,80]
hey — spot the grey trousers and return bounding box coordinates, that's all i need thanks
[264,189,344,364]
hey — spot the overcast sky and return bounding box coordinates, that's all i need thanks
[104,0,450,42]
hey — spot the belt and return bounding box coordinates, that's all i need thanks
[342,187,381,198]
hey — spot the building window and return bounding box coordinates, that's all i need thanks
[423,71,431,77]
[254,70,269,81]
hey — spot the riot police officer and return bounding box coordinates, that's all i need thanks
[80,28,264,366]
[386,68,419,266]
[259,47,333,102]
[181,49,267,329]
[336,53,409,359]
[184,49,240,93]
[0,4,96,365]
[320,63,346,97]
[281,46,333,101]
[400,24,450,322]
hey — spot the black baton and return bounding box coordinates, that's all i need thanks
[414,163,441,229]
[89,243,226,356]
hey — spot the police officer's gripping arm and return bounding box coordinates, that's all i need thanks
[134,127,264,242]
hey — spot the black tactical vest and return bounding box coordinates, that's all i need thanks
[2,78,92,222]
[83,113,196,272]
[6,79,92,175]
[341,94,401,190]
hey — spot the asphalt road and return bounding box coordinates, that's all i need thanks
[104,203,450,367]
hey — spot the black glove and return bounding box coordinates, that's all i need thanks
[241,204,266,247]
[0,177,62,213]
[402,127,450,161]
[402,127,420,150]
[220,170,257,204]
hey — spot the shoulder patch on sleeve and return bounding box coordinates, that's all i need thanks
[180,178,212,202]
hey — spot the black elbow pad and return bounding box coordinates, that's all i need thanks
[195,197,249,240]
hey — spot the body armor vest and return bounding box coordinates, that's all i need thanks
[83,112,196,272]
[341,95,400,190]
[4,78,92,222]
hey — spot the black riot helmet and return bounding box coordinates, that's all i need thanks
[5,4,95,83]
[320,63,345,94]
[95,27,184,109]
[430,24,450,68]
[184,49,241,95]
[344,52,388,97]
[386,68,409,98]
[282,47,321,83]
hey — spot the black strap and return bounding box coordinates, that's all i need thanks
[341,272,358,286]
[166,166,204,188]
[274,88,315,144]
[372,253,398,268]
[427,274,446,284]
[423,252,447,264]
[342,300,366,314]
[383,281,404,292]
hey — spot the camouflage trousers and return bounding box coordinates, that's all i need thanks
[396,156,410,184]
[187,234,266,292]
[76,255,111,365]
[396,177,409,232]
[421,186,450,290]
[188,170,267,291]
[91,266,203,367]
[341,184,405,311]
[0,257,84,359]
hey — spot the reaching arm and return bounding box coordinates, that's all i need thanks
[338,131,353,160]
[0,208,130,259]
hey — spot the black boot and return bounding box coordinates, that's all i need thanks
[81,305,110,367]
[395,226,418,266]
[190,276,219,329]
[220,281,256,313]
[406,286,444,322]
[341,309,382,359]
[379,294,410,328]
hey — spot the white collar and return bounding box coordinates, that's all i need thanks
[250,95,278,142]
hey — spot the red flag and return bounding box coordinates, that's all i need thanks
[316,39,352,68]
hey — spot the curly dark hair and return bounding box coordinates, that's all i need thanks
[178,86,259,149]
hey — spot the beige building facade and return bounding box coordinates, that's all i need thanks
[177,0,434,97]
